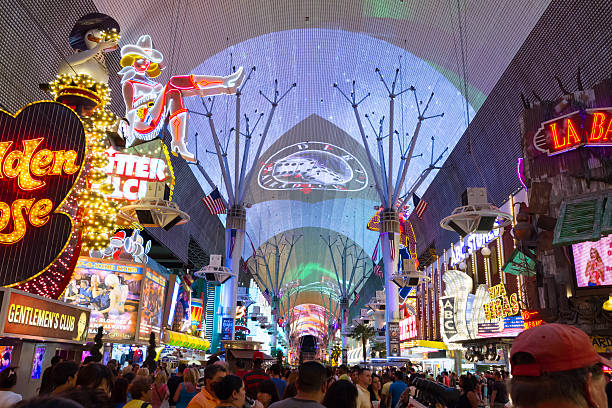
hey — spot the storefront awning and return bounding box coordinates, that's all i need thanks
[164,330,210,351]
[228,349,274,360]
[553,192,611,246]
[502,249,536,277]
[402,340,448,350]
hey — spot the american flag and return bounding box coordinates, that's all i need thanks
[228,229,236,258]
[202,188,226,215]
[373,264,383,278]
[353,290,360,305]
[372,237,380,264]
[413,194,428,219]
[389,235,395,261]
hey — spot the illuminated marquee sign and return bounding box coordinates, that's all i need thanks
[399,315,418,341]
[258,142,368,193]
[0,102,85,286]
[104,140,172,202]
[1,289,90,342]
[533,108,612,156]
[483,284,520,320]
[450,224,501,266]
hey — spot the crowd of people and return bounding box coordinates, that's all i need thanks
[0,350,503,408]
[0,324,610,408]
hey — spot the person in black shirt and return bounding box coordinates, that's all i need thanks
[489,371,509,408]
[39,356,63,395]
[167,363,187,406]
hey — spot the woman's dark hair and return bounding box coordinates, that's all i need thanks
[257,380,280,403]
[123,372,135,384]
[211,375,243,401]
[282,382,297,399]
[459,375,475,392]
[52,361,80,387]
[60,388,113,408]
[76,363,113,390]
[322,379,357,408]
[368,374,381,401]
[0,367,17,388]
[111,377,128,404]
[129,378,151,400]
[509,352,603,407]
[14,396,84,408]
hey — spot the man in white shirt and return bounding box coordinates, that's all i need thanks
[356,367,372,408]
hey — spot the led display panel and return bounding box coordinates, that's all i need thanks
[65,257,142,341]
[573,235,612,288]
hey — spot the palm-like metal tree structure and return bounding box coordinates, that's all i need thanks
[192,69,296,340]
[321,233,370,363]
[334,68,443,357]
[247,234,301,350]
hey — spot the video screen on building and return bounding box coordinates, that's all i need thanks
[139,269,166,340]
[65,258,142,341]
[572,235,612,288]
[0,346,13,372]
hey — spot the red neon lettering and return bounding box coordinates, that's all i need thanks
[566,119,581,146]
[590,112,607,141]
[550,122,566,150]
[589,112,612,142]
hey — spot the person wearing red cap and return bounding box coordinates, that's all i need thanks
[243,351,270,400]
[509,323,610,408]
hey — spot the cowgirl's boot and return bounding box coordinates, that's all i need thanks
[169,109,196,162]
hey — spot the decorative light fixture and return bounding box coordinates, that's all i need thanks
[603,295,612,311]
[391,259,430,288]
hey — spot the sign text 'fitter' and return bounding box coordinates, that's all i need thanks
[104,148,167,201]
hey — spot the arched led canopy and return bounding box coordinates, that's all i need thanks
[184,30,475,307]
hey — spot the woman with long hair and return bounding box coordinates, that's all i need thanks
[212,375,246,408]
[368,374,384,408]
[111,377,128,408]
[256,380,279,408]
[322,379,357,408]
[281,371,298,399]
[76,363,114,396]
[455,375,479,408]
[585,247,605,286]
[151,370,169,408]
[173,368,197,408]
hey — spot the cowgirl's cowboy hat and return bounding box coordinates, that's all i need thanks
[69,13,120,51]
[120,35,164,64]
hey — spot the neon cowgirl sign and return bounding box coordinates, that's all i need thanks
[533,108,612,156]
[104,147,168,201]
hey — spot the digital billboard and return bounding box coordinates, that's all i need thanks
[573,235,612,287]
[65,257,142,341]
[139,269,166,340]
[0,346,13,372]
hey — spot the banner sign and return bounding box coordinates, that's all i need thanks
[399,315,418,341]
[0,102,85,286]
[65,257,142,341]
[138,269,166,340]
[483,284,520,320]
[221,317,233,341]
[104,139,173,202]
[440,296,458,338]
[533,108,612,156]
[388,322,400,357]
[2,289,90,342]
